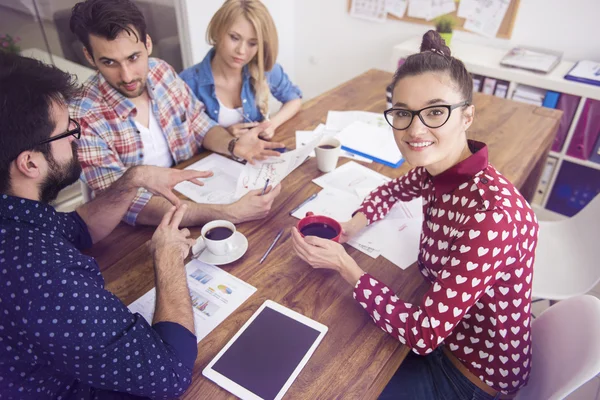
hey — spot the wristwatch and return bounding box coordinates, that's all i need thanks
[228,137,245,162]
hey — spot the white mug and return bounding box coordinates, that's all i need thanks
[196,220,237,256]
[315,138,341,173]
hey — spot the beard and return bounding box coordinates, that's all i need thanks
[113,78,147,98]
[39,142,83,204]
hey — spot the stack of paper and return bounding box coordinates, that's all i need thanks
[291,162,423,269]
[512,84,547,106]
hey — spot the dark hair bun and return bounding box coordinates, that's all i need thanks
[420,30,451,57]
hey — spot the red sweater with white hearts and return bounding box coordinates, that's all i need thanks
[353,141,537,395]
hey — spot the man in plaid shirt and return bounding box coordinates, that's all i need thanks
[70,0,283,226]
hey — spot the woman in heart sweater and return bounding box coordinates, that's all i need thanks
[292,30,537,399]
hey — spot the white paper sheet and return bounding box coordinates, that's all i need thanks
[350,0,387,22]
[325,110,389,132]
[336,121,403,166]
[457,0,478,18]
[350,198,423,267]
[408,0,433,19]
[296,124,372,163]
[291,186,363,224]
[128,260,257,343]
[430,0,456,20]
[174,154,243,204]
[385,0,408,18]
[312,161,390,198]
[464,0,510,38]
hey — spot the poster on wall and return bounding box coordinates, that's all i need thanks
[350,0,387,22]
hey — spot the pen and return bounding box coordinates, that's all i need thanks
[261,178,270,195]
[259,228,284,264]
[289,193,318,216]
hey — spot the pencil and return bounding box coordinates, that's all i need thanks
[259,229,284,264]
[288,193,318,216]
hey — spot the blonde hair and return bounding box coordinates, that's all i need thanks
[207,0,278,119]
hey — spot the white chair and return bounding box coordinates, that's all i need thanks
[80,180,93,204]
[532,193,600,300]
[516,295,600,400]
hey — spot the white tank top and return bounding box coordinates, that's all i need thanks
[217,98,244,128]
[135,105,174,168]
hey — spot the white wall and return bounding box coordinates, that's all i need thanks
[294,0,600,100]
[179,0,295,79]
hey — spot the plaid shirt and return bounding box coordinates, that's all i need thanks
[72,58,217,225]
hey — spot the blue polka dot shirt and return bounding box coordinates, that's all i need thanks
[0,194,198,399]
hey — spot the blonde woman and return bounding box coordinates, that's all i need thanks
[181,0,302,140]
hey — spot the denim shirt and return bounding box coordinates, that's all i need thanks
[180,48,302,123]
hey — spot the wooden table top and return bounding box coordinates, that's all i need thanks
[90,69,561,399]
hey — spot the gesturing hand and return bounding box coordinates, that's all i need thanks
[131,166,214,206]
[233,122,285,165]
[227,122,260,137]
[150,204,196,260]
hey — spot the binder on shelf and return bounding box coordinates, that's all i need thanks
[566,99,600,160]
[493,80,509,98]
[564,60,600,87]
[511,84,546,106]
[546,161,600,217]
[552,93,580,152]
[481,77,497,95]
[472,74,484,93]
[590,133,600,164]
[532,156,558,206]
[542,91,560,109]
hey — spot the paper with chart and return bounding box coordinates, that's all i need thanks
[235,131,324,197]
[325,110,389,132]
[430,0,456,20]
[350,0,387,22]
[464,0,510,38]
[457,0,478,18]
[174,154,243,204]
[296,124,372,163]
[128,260,256,343]
[407,0,433,19]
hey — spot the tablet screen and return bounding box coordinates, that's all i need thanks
[212,306,321,400]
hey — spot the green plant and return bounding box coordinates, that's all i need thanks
[434,15,456,34]
[0,34,21,54]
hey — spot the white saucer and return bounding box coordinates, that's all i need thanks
[192,231,248,266]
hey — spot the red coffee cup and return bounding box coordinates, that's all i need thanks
[297,212,342,242]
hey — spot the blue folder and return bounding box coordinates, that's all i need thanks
[564,61,600,87]
[340,145,405,168]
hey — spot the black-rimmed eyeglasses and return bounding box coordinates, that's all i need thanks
[383,101,469,130]
[38,118,81,145]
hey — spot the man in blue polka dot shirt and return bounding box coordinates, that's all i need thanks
[0,53,211,398]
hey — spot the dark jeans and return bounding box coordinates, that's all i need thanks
[379,347,500,400]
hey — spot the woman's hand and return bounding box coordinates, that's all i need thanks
[258,125,276,140]
[291,227,365,285]
[339,212,368,243]
[226,122,260,137]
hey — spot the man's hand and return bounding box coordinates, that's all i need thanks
[226,122,260,137]
[225,184,282,223]
[233,122,285,164]
[150,204,196,260]
[130,166,213,206]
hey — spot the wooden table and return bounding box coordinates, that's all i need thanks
[89,69,561,399]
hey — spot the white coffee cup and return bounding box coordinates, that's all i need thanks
[315,138,341,173]
[197,220,237,256]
